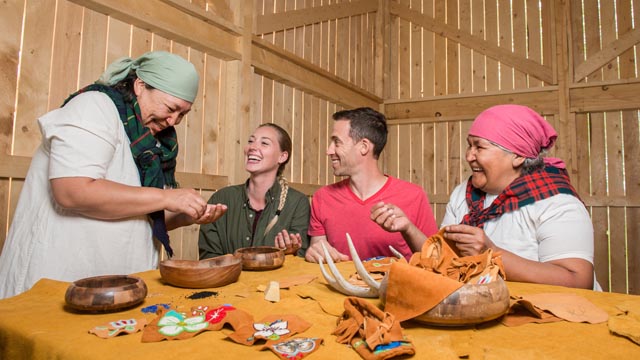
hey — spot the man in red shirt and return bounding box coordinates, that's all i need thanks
[304,107,438,262]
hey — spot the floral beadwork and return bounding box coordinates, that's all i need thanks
[253,320,290,340]
[157,310,209,336]
[89,318,147,339]
[141,303,171,314]
[205,305,236,324]
[271,338,320,359]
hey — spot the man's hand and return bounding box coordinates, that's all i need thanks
[304,236,349,263]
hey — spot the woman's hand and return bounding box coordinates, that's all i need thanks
[443,224,496,256]
[275,230,302,255]
[192,204,227,224]
[163,188,211,219]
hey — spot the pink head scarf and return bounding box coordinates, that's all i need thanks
[468,104,565,169]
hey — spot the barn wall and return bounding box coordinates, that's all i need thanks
[0,0,638,294]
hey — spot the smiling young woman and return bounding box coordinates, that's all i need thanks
[199,123,310,259]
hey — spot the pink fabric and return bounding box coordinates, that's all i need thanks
[308,176,438,260]
[469,105,565,168]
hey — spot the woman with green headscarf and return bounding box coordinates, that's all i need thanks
[0,51,227,299]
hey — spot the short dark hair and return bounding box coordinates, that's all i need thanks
[332,107,387,158]
[258,123,292,176]
[112,70,154,102]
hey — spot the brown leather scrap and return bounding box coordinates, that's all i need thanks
[502,293,609,327]
[385,228,505,322]
[333,297,414,360]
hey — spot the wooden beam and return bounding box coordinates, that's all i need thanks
[570,80,640,113]
[574,27,640,82]
[0,155,31,179]
[389,2,554,84]
[159,0,243,35]
[583,195,640,207]
[175,172,228,191]
[289,182,322,197]
[1,155,227,191]
[251,37,381,109]
[256,0,377,34]
[384,88,559,122]
[69,0,241,60]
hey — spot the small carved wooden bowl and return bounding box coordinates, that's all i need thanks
[64,275,147,313]
[159,254,242,288]
[381,276,510,326]
[234,246,285,271]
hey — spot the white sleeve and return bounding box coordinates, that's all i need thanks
[535,195,594,263]
[39,92,122,180]
[441,181,469,227]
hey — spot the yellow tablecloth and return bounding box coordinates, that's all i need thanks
[0,256,638,359]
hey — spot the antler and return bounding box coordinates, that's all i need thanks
[318,233,402,298]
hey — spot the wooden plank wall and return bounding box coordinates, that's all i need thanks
[0,0,229,260]
[1,0,639,294]
[382,0,640,294]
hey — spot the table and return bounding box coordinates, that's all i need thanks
[0,256,638,359]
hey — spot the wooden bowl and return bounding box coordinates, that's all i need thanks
[234,246,285,271]
[381,276,510,326]
[159,254,242,288]
[64,275,147,313]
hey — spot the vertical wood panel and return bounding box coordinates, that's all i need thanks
[446,0,458,95]
[0,0,24,249]
[485,0,500,91]
[49,0,83,114]
[79,9,108,86]
[423,0,434,97]
[471,0,485,92]
[203,56,222,176]
[398,0,410,99]
[434,1,445,96]
[14,0,56,157]
[422,122,435,196]
[512,0,527,87]
[527,0,543,87]
[498,0,514,90]
[458,0,471,94]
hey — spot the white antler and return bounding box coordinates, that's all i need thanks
[318,240,379,298]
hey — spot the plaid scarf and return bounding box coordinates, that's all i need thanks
[461,165,581,228]
[62,84,177,257]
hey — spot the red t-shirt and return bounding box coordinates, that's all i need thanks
[308,176,438,260]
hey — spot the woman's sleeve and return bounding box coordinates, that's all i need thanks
[41,92,121,180]
[536,195,594,263]
[440,181,468,227]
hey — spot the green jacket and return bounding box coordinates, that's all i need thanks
[198,180,310,259]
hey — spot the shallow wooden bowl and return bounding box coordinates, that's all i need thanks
[159,254,242,288]
[382,276,510,326]
[234,246,285,271]
[65,275,147,313]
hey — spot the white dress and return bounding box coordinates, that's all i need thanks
[0,92,158,299]
[442,180,601,290]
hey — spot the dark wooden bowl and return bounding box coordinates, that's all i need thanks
[64,275,147,313]
[159,254,242,288]
[381,276,510,326]
[234,246,285,271]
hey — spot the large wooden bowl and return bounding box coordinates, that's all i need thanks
[234,246,285,271]
[65,275,147,313]
[381,276,510,326]
[159,254,242,288]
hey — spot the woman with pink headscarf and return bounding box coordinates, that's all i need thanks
[442,105,598,290]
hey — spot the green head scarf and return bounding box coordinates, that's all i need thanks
[97,51,199,102]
